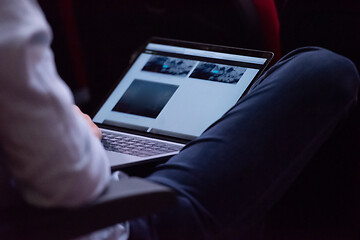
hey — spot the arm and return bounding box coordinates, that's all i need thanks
[0,0,111,207]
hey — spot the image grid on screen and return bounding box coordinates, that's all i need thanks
[189,62,246,84]
[142,55,196,76]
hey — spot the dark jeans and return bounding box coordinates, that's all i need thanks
[129,47,360,240]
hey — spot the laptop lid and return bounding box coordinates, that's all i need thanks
[93,37,273,143]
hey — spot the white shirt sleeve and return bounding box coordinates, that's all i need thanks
[0,0,111,208]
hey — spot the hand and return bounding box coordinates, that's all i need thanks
[73,105,102,140]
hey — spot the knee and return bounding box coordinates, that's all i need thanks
[288,47,360,102]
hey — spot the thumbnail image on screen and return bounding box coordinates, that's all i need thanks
[190,62,246,84]
[142,55,196,76]
[112,79,179,119]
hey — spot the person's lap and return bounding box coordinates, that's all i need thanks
[129,47,360,240]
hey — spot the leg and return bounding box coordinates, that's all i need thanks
[130,47,360,240]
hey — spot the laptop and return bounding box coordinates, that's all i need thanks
[92,37,273,170]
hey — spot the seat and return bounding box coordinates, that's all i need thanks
[1,177,176,240]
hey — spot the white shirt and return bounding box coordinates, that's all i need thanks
[0,0,111,208]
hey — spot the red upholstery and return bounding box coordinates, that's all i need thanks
[253,0,282,60]
[57,0,88,90]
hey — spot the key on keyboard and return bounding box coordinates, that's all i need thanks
[101,132,182,157]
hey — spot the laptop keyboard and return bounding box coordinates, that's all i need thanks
[101,131,183,157]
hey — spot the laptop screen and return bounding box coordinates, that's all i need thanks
[93,38,272,140]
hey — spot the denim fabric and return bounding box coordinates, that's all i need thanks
[129,47,360,240]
